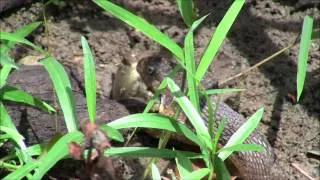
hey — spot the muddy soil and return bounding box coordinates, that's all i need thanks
[1,0,319,179]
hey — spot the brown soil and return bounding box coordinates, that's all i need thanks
[1,0,319,179]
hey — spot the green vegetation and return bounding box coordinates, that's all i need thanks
[0,0,316,179]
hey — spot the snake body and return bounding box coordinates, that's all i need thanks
[113,53,275,179]
[203,97,274,179]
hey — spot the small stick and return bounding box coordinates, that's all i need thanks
[219,35,300,86]
[291,163,315,180]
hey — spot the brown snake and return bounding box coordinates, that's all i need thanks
[112,52,275,180]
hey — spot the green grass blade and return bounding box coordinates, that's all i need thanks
[218,108,264,161]
[0,126,25,149]
[184,15,208,112]
[0,65,13,88]
[166,78,211,148]
[0,54,18,88]
[0,31,44,53]
[0,102,17,129]
[81,36,96,123]
[204,88,245,95]
[188,168,211,180]
[297,16,313,102]
[0,85,55,113]
[311,29,320,39]
[0,54,18,69]
[176,0,195,27]
[214,157,230,180]
[212,118,226,153]
[151,163,161,180]
[217,143,264,153]
[3,161,40,180]
[105,113,204,148]
[41,56,78,132]
[99,125,124,142]
[144,64,181,113]
[32,131,84,179]
[195,0,245,81]
[175,150,193,178]
[0,21,41,54]
[92,0,184,62]
[104,147,200,159]
[0,126,31,163]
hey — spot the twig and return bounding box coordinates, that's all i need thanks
[219,35,300,86]
[291,163,315,180]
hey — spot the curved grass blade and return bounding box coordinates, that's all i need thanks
[166,78,211,148]
[92,0,184,62]
[218,108,264,161]
[0,54,18,68]
[175,150,193,178]
[41,57,78,132]
[195,0,245,81]
[151,163,161,180]
[297,16,313,102]
[99,125,124,142]
[105,113,204,148]
[0,65,13,88]
[32,131,84,179]
[204,88,245,95]
[188,168,211,180]
[3,161,40,180]
[311,29,319,39]
[104,147,200,159]
[176,0,195,27]
[0,31,44,53]
[217,143,264,153]
[184,15,209,112]
[0,126,31,163]
[0,21,41,54]
[81,36,96,123]
[214,157,230,180]
[0,85,55,113]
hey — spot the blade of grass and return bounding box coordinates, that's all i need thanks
[217,143,264,153]
[218,108,264,161]
[81,36,96,122]
[297,16,313,102]
[32,131,84,179]
[195,0,245,81]
[0,85,55,113]
[41,56,78,132]
[188,168,211,180]
[166,78,211,149]
[151,163,161,180]
[0,21,41,54]
[184,15,209,112]
[92,0,184,62]
[214,157,230,180]
[3,161,40,180]
[204,88,245,95]
[0,126,31,163]
[0,65,12,88]
[0,54,18,69]
[175,150,193,178]
[99,125,124,142]
[0,31,44,53]
[104,147,201,159]
[106,113,203,147]
[176,0,195,27]
[0,102,17,130]
[311,29,319,39]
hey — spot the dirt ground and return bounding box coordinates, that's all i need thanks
[1,0,319,179]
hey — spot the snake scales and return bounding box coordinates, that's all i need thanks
[112,52,275,179]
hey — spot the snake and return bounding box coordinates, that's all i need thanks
[112,52,275,180]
